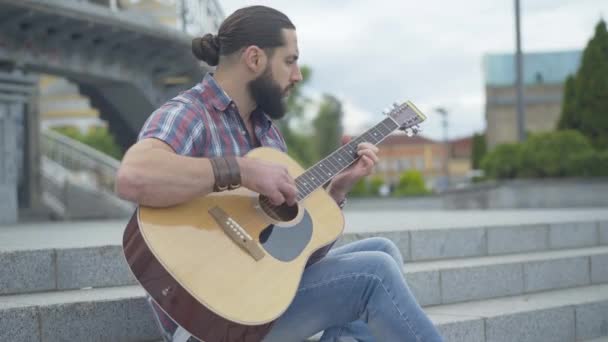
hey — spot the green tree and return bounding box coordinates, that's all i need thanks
[471,133,487,169]
[481,130,602,179]
[480,143,522,179]
[279,66,318,166]
[348,178,369,197]
[558,19,608,149]
[518,130,594,178]
[53,126,123,160]
[368,176,384,196]
[557,75,578,130]
[313,94,344,159]
[393,170,429,196]
[82,127,123,159]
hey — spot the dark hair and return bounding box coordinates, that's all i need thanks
[192,6,295,66]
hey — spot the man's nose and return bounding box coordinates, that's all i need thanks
[292,67,303,83]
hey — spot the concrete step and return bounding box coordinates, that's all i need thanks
[0,285,158,342]
[427,284,608,342]
[336,217,608,262]
[0,245,136,296]
[3,235,607,304]
[306,284,608,342]
[585,338,608,342]
[3,284,606,342]
[1,219,607,296]
[405,246,608,306]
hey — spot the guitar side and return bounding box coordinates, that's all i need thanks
[122,147,345,342]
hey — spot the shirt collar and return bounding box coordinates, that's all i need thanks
[202,73,232,112]
[201,72,273,132]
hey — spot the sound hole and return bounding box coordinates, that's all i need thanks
[259,196,299,222]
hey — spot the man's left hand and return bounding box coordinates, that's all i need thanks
[328,136,379,201]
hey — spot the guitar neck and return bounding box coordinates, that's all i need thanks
[295,116,400,201]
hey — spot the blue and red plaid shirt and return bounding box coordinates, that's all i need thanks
[137,73,287,341]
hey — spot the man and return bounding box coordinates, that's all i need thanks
[116,5,442,342]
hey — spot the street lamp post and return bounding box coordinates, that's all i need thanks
[435,107,449,189]
[180,0,188,33]
[514,0,526,141]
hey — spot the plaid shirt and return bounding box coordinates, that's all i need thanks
[137,73,287,341]
[139,73,287,157]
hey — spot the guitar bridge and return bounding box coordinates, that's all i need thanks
[208,206,265,261]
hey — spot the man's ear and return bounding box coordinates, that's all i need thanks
[242,46,268,75]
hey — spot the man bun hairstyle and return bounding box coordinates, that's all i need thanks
[191,5,295,66]
[192,34,220,66]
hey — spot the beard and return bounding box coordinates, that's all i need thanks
[248,67,288,120]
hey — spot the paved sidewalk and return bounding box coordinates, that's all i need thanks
[1,208,606,250]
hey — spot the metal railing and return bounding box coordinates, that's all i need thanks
[41,129,121,195]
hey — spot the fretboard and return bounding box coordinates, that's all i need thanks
[295,116,399,201]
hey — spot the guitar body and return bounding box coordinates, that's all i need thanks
[123,147,345,342]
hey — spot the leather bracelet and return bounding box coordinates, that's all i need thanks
[225,157,241,190]
[210,157,241,192]
[210,157,228,192]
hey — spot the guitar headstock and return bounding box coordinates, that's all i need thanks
[386,101,427,137]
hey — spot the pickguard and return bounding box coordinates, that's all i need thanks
[259,210,313,262]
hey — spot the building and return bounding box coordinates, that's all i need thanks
[483,50,582,149]
[374,134,444,190]
[372,133,474,191]
[447,135,474,186]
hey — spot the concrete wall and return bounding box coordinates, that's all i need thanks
[442,178,608,209]
[0,100,21,224]
[41,158,134,221]
[346,178,608,211]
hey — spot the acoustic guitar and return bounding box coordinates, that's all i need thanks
[122,101,426,342]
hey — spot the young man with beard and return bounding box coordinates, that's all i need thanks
[116,5,443,342]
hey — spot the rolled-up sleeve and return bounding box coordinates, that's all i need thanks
[138,100,205,156]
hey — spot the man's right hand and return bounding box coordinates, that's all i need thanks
[237,157,298,206]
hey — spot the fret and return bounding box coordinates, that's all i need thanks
[308,168,323,188]
[316,162,333,181]
[301,174,315,192]
[312,164,326,181]
[378,121,392,136]
[325,155,342,172]
[333,151,350,166]
[296,179,311,197]
[296,173,315,199]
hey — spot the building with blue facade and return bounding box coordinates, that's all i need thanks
[483,50,582,148]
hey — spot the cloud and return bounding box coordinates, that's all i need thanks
[219,0,608,140]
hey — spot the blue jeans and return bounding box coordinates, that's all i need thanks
[263,237,444,342]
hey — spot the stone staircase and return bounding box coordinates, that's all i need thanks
[1,209,607,341]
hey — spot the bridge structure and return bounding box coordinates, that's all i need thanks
[0,0,215,222]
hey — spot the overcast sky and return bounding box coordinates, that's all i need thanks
[218,0,607,140]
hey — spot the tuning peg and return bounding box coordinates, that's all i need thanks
[411,125,421,135]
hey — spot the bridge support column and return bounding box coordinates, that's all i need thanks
[0,71,41,224]
[0,97,22,224]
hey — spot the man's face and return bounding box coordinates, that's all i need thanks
[247,29,302,119]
